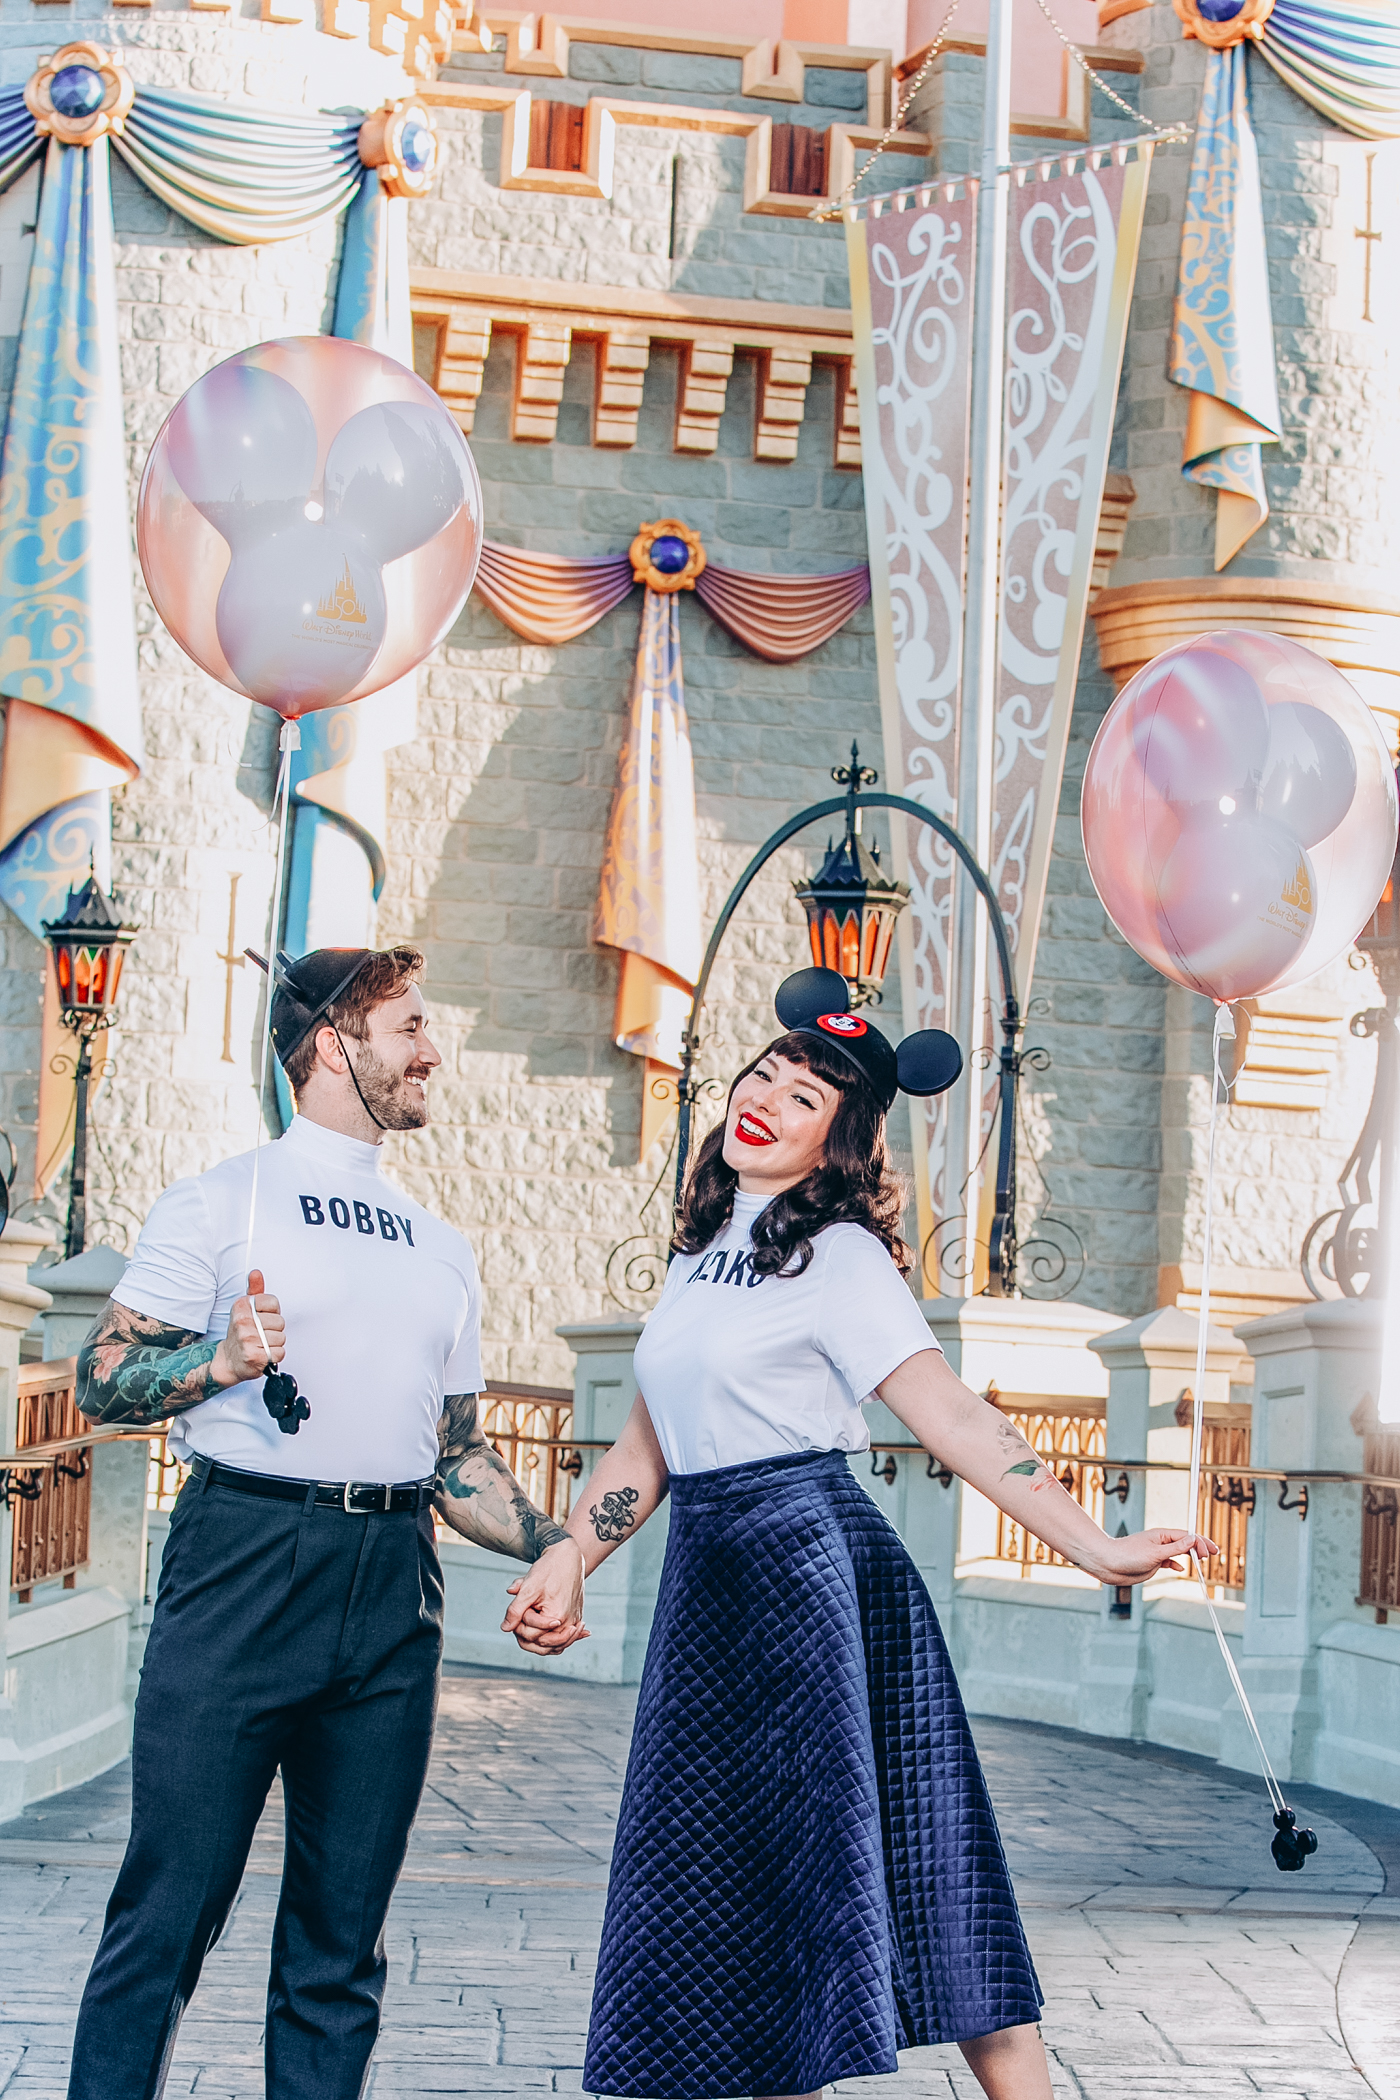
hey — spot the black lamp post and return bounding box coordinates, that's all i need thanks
[1302,767,1400,1299]
[672,743,1027,1296]
[41,871,138,1261]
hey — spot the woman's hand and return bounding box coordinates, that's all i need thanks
[1096,1528,1218,1585]
[501,1538,588,1656]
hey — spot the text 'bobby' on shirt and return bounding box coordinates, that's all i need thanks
[112,1115,482,1482]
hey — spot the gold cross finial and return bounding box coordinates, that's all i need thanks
[1357,153,1382,323]
[217,873,244,1064]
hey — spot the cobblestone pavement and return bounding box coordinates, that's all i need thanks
[0,1663,1398,2099]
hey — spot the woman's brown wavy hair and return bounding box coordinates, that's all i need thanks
[671,1029,912,1278]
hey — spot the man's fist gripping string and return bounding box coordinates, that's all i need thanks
[78,1271,286,1426]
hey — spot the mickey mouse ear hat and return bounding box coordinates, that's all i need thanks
[774,966,962,1113]
[246,946,375,1068]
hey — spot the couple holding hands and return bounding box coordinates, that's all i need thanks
[65,943,1212,2100]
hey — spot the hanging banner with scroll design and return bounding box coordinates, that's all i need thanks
[846,191,976,1243]
[948,153,1152,1268]
[849,154,1150,1272]
[994,154,1151,1003]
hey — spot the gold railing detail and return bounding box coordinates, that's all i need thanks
[10,1357,90,1600]
[1360,1428,1400,1616]
[1198,1417,1250,1593]
[993,1405,1106,1570]
[481,1382,577,1527]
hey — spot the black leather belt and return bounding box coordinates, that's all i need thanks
[190,1453,436,1514]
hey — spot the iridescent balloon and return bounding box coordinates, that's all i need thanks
[1081,629,1397,1003]
[137,336,483,718]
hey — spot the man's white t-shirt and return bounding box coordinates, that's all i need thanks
[633,1189,940,1476]
[112,1115,482,1482]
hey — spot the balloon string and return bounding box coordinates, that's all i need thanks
[1188,1001,1286,1818]
[243,719,300,1340]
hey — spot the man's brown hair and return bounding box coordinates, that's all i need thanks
[282,945,425,1093]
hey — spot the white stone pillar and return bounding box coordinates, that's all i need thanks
[920,1295,1121,1679]
[1087,1306,1248,1738]
[0,1221,55,1821]
[556,1320,671,1685]
[1229,1298,1379,1783]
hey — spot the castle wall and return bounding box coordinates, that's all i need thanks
[0,2,1388,1362]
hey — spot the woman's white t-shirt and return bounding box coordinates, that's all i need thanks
[633,1189,941,1476]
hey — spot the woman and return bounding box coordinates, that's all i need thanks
[508,967,1216,2100]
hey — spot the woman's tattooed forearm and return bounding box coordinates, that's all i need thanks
[433,1391,570,1561]
[77,1302,220,1425]
[992,1411,1053,1488]
[590,1486,639,1544]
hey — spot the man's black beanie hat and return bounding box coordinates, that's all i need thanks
[266,948,375,1068]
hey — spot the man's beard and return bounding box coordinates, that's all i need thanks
[350,1043,431,1130]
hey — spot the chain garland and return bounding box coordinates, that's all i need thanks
[1030,0,1189,139]
[813,0,1187,220]
[811,0,965,221]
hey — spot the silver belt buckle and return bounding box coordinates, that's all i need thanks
[341,1480,395,1512]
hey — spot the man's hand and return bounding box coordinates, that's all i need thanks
[502,1539,588,1657]
[1098,1528,1219,1584]
[212,1270,285,1388]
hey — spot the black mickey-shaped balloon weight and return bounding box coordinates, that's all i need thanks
[1271,1807,1318,1872]
[774,966,962,1112]
[263,1369,311,1436]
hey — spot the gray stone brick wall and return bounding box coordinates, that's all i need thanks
[375,333,904,1383]
[418,44,922,310]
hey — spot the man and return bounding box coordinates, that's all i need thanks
[66,944,584,2100]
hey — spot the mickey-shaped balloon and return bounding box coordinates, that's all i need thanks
[137,336,483,718]
[775,967,963,1110]
[1082,629,1396,1004]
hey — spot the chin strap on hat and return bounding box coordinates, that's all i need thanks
[332,1028,389,1132]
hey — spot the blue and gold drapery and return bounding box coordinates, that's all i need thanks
[1172,0,1400,566]
[1169,47,1282,571]
[114,86,362,244]
[0,73,413,1180]
[1260,0,1400,140]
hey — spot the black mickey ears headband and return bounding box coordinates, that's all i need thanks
[774,967,963,1112]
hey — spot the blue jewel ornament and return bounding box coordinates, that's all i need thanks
[649,534,690,575]
[1196,0,1245,19]
[399,117,433,173]
[50,64,106,119]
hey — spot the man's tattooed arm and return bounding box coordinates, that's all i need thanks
[77,1301,221,1425]
[433,1392,572,1561]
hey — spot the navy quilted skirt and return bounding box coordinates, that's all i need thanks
[583,1448,1042,2098]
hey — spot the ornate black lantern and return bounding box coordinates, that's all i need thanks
[792,744,910,1008]
[41,872,138,1258]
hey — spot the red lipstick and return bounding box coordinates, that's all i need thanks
[735,1111,776,1146]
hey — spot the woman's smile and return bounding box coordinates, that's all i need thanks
[734,1111,777,1146]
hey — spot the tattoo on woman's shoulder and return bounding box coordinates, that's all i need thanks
[590,1486,640,1543]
